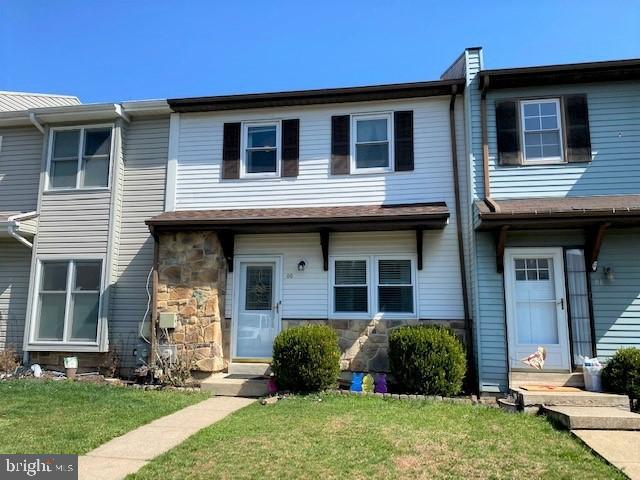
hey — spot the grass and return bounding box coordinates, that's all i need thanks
[129,394,622,480]
[0,379,208,455]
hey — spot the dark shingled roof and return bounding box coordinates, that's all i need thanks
[147,203,449,233]
[475,195,640,229]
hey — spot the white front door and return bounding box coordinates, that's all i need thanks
[233,256,282,360]
[504,248,571,370]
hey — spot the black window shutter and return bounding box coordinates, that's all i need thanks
[222,122,241,179]
[564,94,592,163]
[394,110,414,171]
[331,115,350,175]
[495,100,522,166]
[281,119,300,177]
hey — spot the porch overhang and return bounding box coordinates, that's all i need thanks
[147,203,450,272]
[474,196,640,273]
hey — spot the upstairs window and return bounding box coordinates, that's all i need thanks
[352,113,392,172]
[520,99,563,164]
[34,260,103,344]
[49,127,112,190]
[242,122,280,177]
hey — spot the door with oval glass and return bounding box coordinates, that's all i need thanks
[233,256,282,360]
[504,247,571,370]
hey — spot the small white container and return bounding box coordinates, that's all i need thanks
[63,356,78,369]
[583,363,603,392]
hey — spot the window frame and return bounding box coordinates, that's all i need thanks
[375,256,417,316]
[27,256,106,350]
[45,124,115,192]
[350,112,394,174]
[240,120,281,179]
[519,98,565,165]
[329,255,417,320]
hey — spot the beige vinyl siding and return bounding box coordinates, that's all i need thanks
[109,116,169,365]
[36,191,112,255]
[0,240,31,352]
[0,127,43,213]
[224,230,465,321]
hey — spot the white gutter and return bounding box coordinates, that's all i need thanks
[7,211,38,248]
[28,112,45,134]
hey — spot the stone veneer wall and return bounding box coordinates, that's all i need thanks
[281,319,466,373]
[157,232,227,373]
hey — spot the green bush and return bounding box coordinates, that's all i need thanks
[602,348,640,403]
[389,325,466,396]
[272,324,341,393]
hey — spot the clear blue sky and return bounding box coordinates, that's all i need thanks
[2,1,639,103]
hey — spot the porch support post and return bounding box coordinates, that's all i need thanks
[496,225,509,273]
[320,230,330,271]
[416,228,424,270]
[218,231,235,273]
[586,222,610,272]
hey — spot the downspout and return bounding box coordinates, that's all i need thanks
[480,80,500,212]
[449,87,478,394]
[28,112,45,134]
[7,212,38,249]
[149,226,159,372]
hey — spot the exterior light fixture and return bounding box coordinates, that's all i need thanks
[297,260,306,272]
[603,266,615,281]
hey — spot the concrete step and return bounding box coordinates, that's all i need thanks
[201,373,269,397]
[512,387,630,410]
[227,362,271,376]
[543,406,640,430]
[510,371,584,389]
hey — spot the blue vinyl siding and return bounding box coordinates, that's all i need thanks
[591,228,640,358]
[482,81,640,198]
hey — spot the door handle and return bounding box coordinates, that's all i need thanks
[557,298,565,310]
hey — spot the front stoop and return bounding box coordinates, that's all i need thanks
[227,362,271,376]
[543,406,640,430]
[509,371,584,389]
[511,388,630,410]
[201,373,269,397]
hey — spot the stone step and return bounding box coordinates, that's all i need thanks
[510,371,584,389]
[227,362,271,376]
[512,387,630,410]
[200,373,269,397]
[543,406,640,430]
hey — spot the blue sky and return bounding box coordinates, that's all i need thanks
[1,1,639,103]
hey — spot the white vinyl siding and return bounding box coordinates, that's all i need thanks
[224,231,464,321]
[0,240,31,352]
[174,97,463,209]
[0,127,43,212]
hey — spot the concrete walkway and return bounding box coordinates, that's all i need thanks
[573,430,640,479]
[78,396,255,480]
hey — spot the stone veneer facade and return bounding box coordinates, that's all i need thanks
[155,231,466,375]
[157,232,227,373]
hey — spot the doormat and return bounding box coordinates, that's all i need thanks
[519,385,583,392]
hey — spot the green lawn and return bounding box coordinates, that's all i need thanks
[0,379,208,455]
[129,394,621,480]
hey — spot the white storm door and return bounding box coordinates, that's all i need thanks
[504,248,570,370]
[233,257,282,360]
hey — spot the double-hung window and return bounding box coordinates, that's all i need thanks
[242,122,280,177]
[352,113,392,172]
[520,99,563,164]
[331,256,416,318]
[49,127,113,189]
[33,260,103,345]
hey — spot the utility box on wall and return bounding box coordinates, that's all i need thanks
[158,312,177,329]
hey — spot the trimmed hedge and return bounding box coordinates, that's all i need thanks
[272,324,341,393]
[602,348,640,404]
[389,325,466,396]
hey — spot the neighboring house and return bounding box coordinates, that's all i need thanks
[460,48,640,393]
[0,98,171,371]
[147,79,472,375]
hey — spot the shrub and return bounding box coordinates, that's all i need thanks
[389,325,466,396]
[602,348,640,404]
[0,349,19,373]
[272,324,340,393]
